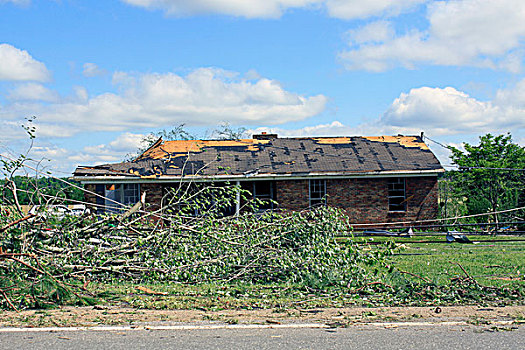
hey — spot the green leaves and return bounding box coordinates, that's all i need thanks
[446,133,525,225]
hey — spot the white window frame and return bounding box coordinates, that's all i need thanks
[388,177,406,212]
[104,183,141,212]
[309,179,326,207]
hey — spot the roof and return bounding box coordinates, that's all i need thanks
[73,135,444,181]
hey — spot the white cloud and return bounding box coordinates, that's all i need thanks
[0,120,28,143]
[122,0,318,18]
[346,21,394,44]
[82,62,107,78]
[381,86,525,135]
[83,132,146,157]
[121,0,425,19]
[0,0,30,5]
[11,81,525,174]
[14,133,147,175]
[0,44,50,82]
[249,121,354,137]
[340,0,525,72]
[7,83,59,102]
[325,0,425,20]
[252,82,525,165]
[0,67,327,139]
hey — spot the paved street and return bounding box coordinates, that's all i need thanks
[0,324,523,350]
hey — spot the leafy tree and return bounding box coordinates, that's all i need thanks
[0,176,84,206]
[447,133,525,227]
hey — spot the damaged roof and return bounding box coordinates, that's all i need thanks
[73,135,443,180]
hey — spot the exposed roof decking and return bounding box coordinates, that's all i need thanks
[74,136,443,180]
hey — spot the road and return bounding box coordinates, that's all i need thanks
[0,324,523,349]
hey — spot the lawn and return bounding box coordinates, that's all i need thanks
[340,234,525,288]
[386,238,525,287]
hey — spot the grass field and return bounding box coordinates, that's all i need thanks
[387,239,524,287]
[341,235,525,287]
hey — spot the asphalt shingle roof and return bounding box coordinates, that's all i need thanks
[73,135,443,179]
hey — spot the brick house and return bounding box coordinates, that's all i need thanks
[73,134,444,224]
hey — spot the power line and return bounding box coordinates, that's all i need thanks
[349,206,525,227]
[423,135,451,150]
[458,166,525,171]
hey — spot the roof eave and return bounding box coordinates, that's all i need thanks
[73,169,445,184]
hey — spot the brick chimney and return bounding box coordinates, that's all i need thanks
[252,132,278,140]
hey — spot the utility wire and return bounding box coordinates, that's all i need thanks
[458,166,525,171]
[422,135,451,150]
[349,206,525,227]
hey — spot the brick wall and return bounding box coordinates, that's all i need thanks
[275,180,309,210]
[140,183,164,211]
[274,176,438,224]
[83,184,99,213]
[82,176,439,224]
[325,176,438,225]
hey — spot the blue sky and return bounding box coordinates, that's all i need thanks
[0,0,524,175]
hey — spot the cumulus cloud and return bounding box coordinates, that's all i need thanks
[325,0,425,20]
[381,86,525,135]
[83,132,146,159]
[82,62,107,77]
[12,81,525,173]
[0,67,327,139]
[10,132,148,176]
[7,83,59,102]
[122,0,317,18]
[346,21,394,44]
[251,82,525,165]
[0,44,50,82]
[121,0,424,19]
[340,0,525,72]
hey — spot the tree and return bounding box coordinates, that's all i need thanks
[128,122,247,160]
[447,133,525,228]
[206,122,247,140]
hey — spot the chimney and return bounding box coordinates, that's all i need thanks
[253,132,278,140]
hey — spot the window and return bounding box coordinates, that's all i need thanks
[388,178,406,212]
[122,184,140,205]
[253,181,275,211]
[309,179,326,207]
[104,183,140,212]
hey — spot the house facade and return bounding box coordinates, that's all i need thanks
[73,134,444,224]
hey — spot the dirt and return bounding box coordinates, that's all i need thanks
[1,305,524,328]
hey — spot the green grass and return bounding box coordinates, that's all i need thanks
[337,234,525,287]
[387,239,525,288]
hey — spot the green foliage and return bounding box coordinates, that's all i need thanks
[35,204,391,289]
[0,176,84,206]
[446,133,525,225]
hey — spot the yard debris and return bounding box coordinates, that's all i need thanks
[136,286,168,295]
[446,231,473,243]
[0,214,35,233]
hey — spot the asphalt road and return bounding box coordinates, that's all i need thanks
[0,324,523,350]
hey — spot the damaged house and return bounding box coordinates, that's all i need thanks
[72,133,444,224]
